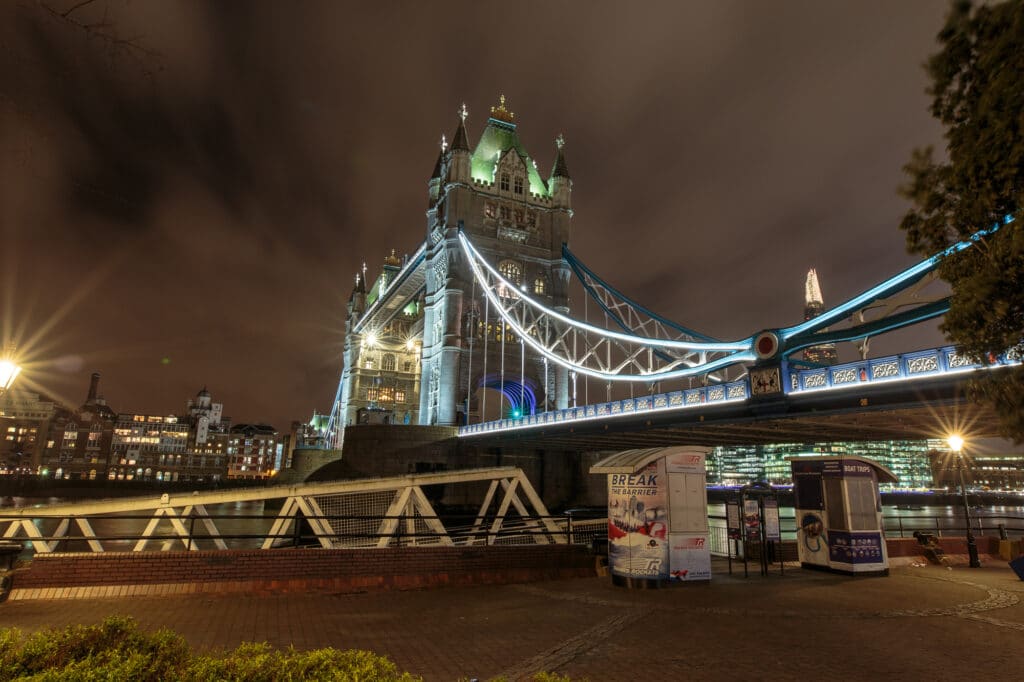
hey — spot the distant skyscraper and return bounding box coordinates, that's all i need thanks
[802,268,838,365]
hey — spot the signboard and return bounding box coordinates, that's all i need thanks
[607,461,669,579]
[743,498,761,541]
[665,450,705,474]
[763,497,781,542]
[668,534,711,581]
[827,530,884,565]
[726,500,741,540]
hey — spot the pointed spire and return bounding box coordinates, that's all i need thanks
[805,268,823,305]
[550,133,570,179]
[451,103,470,151]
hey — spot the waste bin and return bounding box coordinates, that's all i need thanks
[788,455,896,576]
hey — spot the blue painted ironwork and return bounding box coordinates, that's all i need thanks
[459,344,1020,437]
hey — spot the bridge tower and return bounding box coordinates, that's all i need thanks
[419,97,573,425]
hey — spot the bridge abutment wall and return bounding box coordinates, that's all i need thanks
[7,545,596,600]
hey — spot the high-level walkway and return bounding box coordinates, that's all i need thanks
[2,558,1021,680]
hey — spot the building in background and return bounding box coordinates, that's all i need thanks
[18,375,276,482]
[227,423,281,479]
[708,440,937,490]
[802,268,838,365]
[930,449,1024,491]
[0,389,58,475]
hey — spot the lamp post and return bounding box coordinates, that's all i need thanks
[948,434,981,568]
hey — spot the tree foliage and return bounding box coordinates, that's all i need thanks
[900,0,1024,440]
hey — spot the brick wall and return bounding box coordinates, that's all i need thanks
[11,545,596,596]
[887,535,999,558]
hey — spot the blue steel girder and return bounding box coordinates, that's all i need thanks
[561,243,718,343]
[456,216,1012,384]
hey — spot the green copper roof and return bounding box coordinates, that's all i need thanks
[470,119,550,197]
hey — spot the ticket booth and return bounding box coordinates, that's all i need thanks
[590,446,711,587]
[788,455,896,576]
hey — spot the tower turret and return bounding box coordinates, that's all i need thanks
[548,134,571,210]
[447,103,472,184]
[428,142,444,206]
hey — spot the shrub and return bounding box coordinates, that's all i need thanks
[0,617,420,681]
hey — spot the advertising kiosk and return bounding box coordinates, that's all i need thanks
[788,455,896,576]
[590,447,711,587]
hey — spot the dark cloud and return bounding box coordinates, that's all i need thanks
[1,0,950,427]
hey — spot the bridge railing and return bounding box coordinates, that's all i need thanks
[786,344,1017,394]
[0,511,585,555]
[460,378,751,436]
[459,344,1021,436]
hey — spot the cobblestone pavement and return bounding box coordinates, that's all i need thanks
[2,558,1023,681]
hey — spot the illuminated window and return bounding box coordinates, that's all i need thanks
[514,176,523,194]
[499,260,522,285]
[484,203,496,218]
[382,354,396,372]
[395,390,406,402]
[500,173,510,191]
[534,277,545,294]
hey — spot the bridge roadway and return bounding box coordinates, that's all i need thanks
[458,367,1008,450]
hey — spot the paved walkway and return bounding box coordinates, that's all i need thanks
[2,557,1023,681]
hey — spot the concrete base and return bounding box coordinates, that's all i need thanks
[800,562,889,577]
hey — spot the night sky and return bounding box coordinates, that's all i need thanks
[2,1,952,430]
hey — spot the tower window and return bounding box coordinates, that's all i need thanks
[514,176,523,194]
[499,260,522,285]
[498,260,522,299]
[500,173,510,191]
[534,278,545,294]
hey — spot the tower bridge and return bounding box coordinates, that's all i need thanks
[325,96,1017,463]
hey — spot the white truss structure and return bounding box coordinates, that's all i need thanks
[0,468,565,553]
[459,232,755,383]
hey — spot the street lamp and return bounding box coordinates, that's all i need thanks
[948,434,981,568]
[0,346,21,394]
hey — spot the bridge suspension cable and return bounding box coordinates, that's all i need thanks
[458,231,756,383]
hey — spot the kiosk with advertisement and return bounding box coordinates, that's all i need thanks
[590,447,711,587]
[788,455,896,576]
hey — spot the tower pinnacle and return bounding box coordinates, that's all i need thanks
[490,94,515,123]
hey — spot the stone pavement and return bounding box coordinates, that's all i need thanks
[2,557,1022,681]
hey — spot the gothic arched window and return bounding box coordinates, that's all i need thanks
[514,176,524,194]
[498,260,522,299]
[382,354,396,372]
[500,173,510,191]
[534,277,546,294]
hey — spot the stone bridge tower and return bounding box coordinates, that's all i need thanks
[419,97,573,425]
